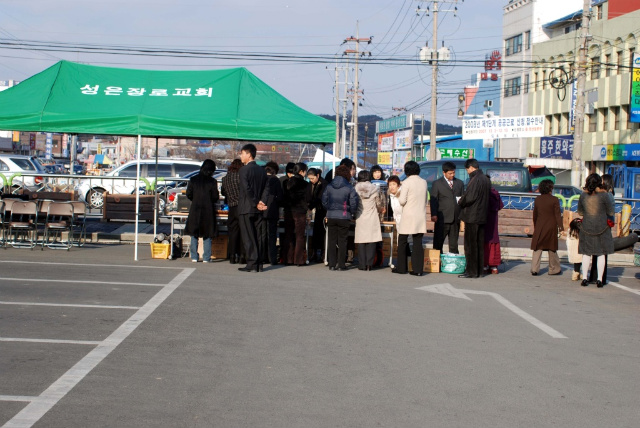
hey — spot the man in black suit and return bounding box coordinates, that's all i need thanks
[458,158,491,278]
[238,143,269,272]
[430,161,464,254]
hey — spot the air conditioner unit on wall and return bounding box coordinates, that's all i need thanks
[585,103,595,114]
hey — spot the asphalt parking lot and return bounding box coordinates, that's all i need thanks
[0,244,639,428]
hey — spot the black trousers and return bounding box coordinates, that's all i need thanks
[284,211,307,265]
[257,215,268,266]
[463,223,485,277]
[397,233,424,274]
[311,212,326,255]
[358,242,376,269]
[433,221,460,254]
[227,205,243,260]
[266,217,279,264]
[327,218,350,269]
[239,213,263,269]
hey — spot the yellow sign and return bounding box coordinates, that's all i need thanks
[378,151,392,165]
[97,143,102,154]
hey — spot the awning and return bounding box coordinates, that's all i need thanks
[94,154,112,164]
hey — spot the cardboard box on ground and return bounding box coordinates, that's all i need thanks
[196,235,228,259]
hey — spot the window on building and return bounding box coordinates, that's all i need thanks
[630,47,636,69]
[505,34,523,56]
[623,105,631,129]
[602,108,609,130]
[589,113,597,132]
[565,26,571,35]
[605,54,612,77]
[612,106,620,130]
[525,31,531,50]
[547,115,553,135]
[562,113,570,133]
[617,50,624,75]
[542,70,547,89]
[596,4,603,20]
[591,57,600,80]
[524,74,530,93]
[533,72,539,91]
[504,77,521,97]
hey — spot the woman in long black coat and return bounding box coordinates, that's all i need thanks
[186,159,219,262]
[282,162,311,266]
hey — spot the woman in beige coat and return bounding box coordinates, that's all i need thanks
[354,170,384,271]
[393,161,428,276]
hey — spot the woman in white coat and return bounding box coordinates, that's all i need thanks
[393,161,428,276]
[354,170,384,271]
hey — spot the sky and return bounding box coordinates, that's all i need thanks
[0,0,507,126]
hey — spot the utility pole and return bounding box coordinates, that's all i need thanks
[334,59,340,159]
[572,0,591,188]
[417,1,458,160]
[364,123,369,168]
[343,23,371,165]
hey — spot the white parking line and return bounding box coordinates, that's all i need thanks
[0,301,140,310]
[0,277,164,287]
[0,396,37,403]
[0,338,101,345]
[2,267,195,428]
[0,260,184,270]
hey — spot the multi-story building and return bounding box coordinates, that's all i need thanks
[528,0,640,185]
[500,0,582,162]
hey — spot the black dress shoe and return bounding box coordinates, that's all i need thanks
[458,273,473,278]
[336,267,348,271]
[392,268,408,274]
[366,266,372,271]
[329,266,336,271]
[531,272,538,276]
[238,266,258,272]
[596,280,603,288]
[581,279,589,287]
[410,272,424,277]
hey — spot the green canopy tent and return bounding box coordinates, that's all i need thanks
[0,61,335,259]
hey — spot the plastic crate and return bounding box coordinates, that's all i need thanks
[440,253,466,274]
[150,243,171,259]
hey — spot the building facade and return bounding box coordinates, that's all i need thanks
[528,0,640,184]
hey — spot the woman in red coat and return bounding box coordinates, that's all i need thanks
[530,179,564,275]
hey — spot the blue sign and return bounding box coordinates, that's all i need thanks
[540,135,573,160]
[569,81,577,132]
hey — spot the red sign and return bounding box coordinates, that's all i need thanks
[485,50,502,71]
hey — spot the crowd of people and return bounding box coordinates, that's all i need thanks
[183,143,622,285]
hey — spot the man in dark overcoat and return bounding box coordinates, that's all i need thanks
[530,179,564,275]
[307,168,327,262]
[430,161,464,254]
[458,159,491,278]
[186,159,219,262]
[238,144,269,272]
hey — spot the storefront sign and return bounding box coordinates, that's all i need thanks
[630,53,640,123]
[376,114,413,134]
[462,115,544,139]
[377,151,392,165]
[592,143,640,161]
[438,148,474,159]
[378,132,394,151]
[540,135,574,160]
[569,81,578,132]
[45,133,53,159]
[394,129,412,150]
[62,133,69,157]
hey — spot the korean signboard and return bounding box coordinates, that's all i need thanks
[462,115,544,140]
[539,135,574,160]
[45,133,53,160]
[376,114,413,134]
[377,151,392,165]
[394,129,413,150]
[378,132,394,151]
[592,143,640,161]
[438,148,474,159]
[630,53,640,123]
[393,150,411,171]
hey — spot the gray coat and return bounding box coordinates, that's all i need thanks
[354,181,383,243]
[577,191,614,256]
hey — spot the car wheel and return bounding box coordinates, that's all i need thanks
[88,188,106,209]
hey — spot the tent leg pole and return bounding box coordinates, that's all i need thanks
[154,137,159,236]
[134,135,141,261]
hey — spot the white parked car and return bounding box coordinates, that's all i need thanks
[76,159,201,208]
[0,154,47,192]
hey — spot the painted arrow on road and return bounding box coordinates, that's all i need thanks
[417,283,567,339]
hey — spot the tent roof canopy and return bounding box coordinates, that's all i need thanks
[0,61,334,144]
